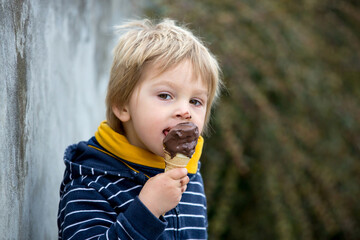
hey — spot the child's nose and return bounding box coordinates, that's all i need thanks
[176,111,192,120]
[174,103,192,120]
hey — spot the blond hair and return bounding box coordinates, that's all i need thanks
[106,18,222,134]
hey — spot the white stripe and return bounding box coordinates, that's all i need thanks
[95,175,103,183]
[91,168,94,175]
[165,226,207,231]
[180,214,206,218]
[115,198,134,209]
[104,178,124,189]
[79,165,82,175]
[183,191,206,198]
[188,181,203,186]
[67,225,108,240]
[165,228,176,231]
[87,175,104,188]
[107,185,142,200]
[61,188,96,200]
[117,220,134,240]
[180,226,207,231]
[164,214,205,219]
[63,217,113,234]
[178,202,207,209]
[58,199,108,218]
[61,209,117,227]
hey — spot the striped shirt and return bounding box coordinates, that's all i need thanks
[58,137,208,239]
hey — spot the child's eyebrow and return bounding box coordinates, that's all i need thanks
[150,80,177,89]
[189,85,209,97]
[193,89,209,98]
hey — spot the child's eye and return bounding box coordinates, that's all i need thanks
[158,93,172,100]
[190,98,203,106]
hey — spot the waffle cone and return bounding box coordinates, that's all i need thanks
[164,151,190,172]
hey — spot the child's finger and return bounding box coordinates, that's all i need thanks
[166,168,188,179]
[181,184,187,193]
[179,175,190,186]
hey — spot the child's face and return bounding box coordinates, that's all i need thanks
[115,60,208,157]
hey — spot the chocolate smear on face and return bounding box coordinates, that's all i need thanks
[163,122,199,158]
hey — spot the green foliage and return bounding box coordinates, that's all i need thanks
[145,1,360,239]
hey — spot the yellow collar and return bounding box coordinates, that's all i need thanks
[95,121,203,174]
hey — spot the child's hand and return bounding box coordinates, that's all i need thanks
[138,168,189,218]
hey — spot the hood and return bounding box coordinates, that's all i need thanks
[61,138,139,187]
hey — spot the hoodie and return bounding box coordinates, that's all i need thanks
[57,121,208,240]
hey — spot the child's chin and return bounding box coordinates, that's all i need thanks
[157,151,166,158]
[156,152,165,158]
[149,148,165,158]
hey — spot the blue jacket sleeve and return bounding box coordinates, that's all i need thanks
[58,185,167,240]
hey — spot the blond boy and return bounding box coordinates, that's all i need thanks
[58,19,221,240]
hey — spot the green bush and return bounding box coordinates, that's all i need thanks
[146,1,360,239]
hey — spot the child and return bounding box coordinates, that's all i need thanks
[57,18,221,240]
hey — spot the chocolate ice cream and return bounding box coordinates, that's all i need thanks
[163,122,199,159]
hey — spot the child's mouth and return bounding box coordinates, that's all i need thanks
[163,128,170,136]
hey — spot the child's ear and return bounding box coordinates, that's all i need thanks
[112,105,130,122]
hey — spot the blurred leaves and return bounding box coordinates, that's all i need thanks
[145,0,360,239]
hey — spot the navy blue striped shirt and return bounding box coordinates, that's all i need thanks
[57,137,208,239]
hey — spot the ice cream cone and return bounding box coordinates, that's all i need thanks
[164,151,190,172]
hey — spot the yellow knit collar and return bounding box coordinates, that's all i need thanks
[94,121,203,174]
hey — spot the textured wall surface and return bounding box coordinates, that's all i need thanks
[0,1,140,238]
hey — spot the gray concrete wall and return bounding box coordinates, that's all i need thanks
[0,1,141,238]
